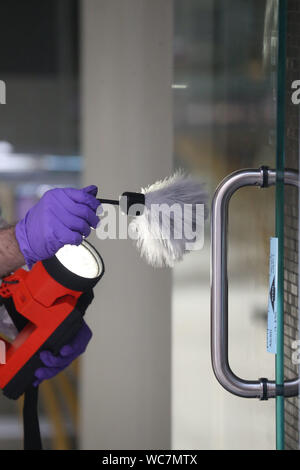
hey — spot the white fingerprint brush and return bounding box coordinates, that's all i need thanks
[99,170,208,267]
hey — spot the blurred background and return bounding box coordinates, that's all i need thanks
[0,0,278,449]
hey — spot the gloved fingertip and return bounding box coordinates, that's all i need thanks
[83,185,98,196]
[92,218,100,229]
[81,322,93,343]
[72,232,83,246]
[60,345,73,357]
[33,379,41,387]
[40,350,56,366]
[40,350,50,361]
[86,226,92,237]
[34,369,44,379]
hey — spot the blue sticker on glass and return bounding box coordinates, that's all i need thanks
[267,237,278,354]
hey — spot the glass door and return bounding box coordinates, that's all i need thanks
[278,0,300,451]
[172,0,281,449]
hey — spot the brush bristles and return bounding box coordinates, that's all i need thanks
[129,170,208,267]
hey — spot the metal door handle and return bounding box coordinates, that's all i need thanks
[211,167,299,399]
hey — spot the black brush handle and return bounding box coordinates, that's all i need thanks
[98,198,119,205]
[97,192,145,215]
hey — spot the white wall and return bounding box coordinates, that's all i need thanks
[80,0,173,449]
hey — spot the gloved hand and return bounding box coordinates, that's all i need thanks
[33,321,92,387]
[16,185,101,268]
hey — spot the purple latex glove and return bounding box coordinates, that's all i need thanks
[16,185,101,268]
[33,321,92,387]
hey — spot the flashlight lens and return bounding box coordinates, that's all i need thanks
[55,241,103,279]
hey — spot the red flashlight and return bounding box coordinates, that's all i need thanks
[0,240,104,400]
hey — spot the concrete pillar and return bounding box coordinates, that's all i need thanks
[80,0,173,449]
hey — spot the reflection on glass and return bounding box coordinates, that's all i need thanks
[172,0,276,449]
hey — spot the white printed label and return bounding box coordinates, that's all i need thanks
[267,237,278,354]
